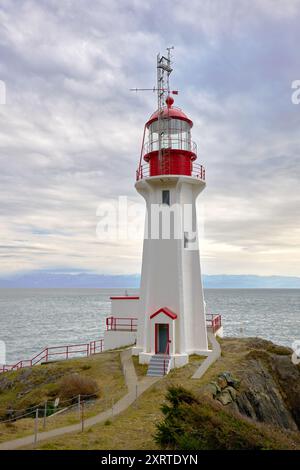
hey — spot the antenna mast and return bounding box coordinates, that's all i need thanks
[130,48,177,174]
[157,47,174,162]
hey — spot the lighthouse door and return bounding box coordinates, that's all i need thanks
[155,324,169,354]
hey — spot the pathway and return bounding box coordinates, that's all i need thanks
[192,332,221,379]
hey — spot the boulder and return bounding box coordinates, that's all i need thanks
[217,389,233,405]
[226,386,237,401]
[217,376,228,389]
[204,381,221,397]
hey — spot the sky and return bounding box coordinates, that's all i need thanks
[0,0,299,278]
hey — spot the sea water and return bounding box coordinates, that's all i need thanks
[0,288,299,363]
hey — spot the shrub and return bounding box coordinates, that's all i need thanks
[154,386,287,450]
[58,374,99,401]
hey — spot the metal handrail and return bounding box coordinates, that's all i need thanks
[206,314,222,333]
[106,316,138,332]
[0,339,104,374]
[136,162,206,181]
[163,340,171,375]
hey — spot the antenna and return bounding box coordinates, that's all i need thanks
[129,47,178,100]
[130,48,178,167]
[156,47,174,161]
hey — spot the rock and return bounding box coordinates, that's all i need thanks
[204,381,221,397]
[235,351,299,431]
[217,376,228,389]
[218,371,240,389]
[226,386,237,401]
[217,389,233,405]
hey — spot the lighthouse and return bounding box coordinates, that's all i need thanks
[132,50,209,372]
[104,51,222,375]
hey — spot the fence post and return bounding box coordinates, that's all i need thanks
[81,401,84,432]
[43,401,47,430]
[78,394,81,419]
[34,408,39,445]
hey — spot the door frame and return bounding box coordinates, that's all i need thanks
[155,323,170,354]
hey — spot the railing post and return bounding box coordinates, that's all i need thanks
[34,408,39,445]
[46,348,49,363]
[78,394,81,419]
[66,345,69,360]
[43,401,47,430]
[81,401,85,433]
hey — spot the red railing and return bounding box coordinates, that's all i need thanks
[206,314,222,333]
[163,340,171,375]
[136,162,205,181]
[0,339,103,374]
[106,316,138,332]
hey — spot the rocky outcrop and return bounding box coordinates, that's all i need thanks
[205,338,300,433]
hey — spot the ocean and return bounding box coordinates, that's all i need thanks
[0,288,299,364]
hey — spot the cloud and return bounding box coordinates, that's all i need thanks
[0,0,299,276]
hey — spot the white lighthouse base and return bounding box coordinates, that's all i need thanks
[138,349,211,369]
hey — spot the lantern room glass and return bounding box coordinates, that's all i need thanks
[148,118,191,152]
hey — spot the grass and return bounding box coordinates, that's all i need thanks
[132,356,148,378]
[0,351,126,444]
[32,339,300,450]
[33,354,206,450]
[3,338,300,450]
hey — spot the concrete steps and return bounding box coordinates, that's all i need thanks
[147,354,171,377]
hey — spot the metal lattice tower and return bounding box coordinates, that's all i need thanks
[156,47,173,114]
[156,47,174,161]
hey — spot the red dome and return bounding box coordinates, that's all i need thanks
[146,106,193,128]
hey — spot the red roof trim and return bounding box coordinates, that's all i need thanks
[150,307,177,320]
[146,107,193,128]
[110,296,140,300]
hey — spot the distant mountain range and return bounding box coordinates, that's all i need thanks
[0,271,299,288]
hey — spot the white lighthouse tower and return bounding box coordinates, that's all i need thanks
[132,51,209,371]
[104,51,221,375]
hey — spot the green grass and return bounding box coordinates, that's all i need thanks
[3,338,300,450]
[132,356,148,378]
[34,355,206,450]
[31,339,300,450]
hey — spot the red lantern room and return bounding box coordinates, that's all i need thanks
[136,95,205,181]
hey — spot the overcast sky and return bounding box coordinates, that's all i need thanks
[0,0,299,277]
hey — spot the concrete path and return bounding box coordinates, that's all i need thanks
[192,332,221,379]
[0,349,159,450]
